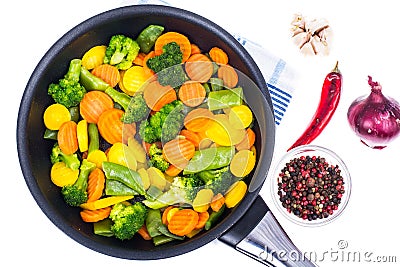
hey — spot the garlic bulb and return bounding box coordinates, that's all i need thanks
[290,14,332,56]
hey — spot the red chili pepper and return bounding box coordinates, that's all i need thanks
[287,61,342,151]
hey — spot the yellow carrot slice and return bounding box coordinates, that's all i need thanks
[80,195,134,210]
[77,120,89,152]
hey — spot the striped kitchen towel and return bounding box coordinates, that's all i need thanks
[120,0,297,126]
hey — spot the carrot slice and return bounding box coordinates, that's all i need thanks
[210,193,225,212]
[190,43,201,55]
[179,129,200,148]
[57,121,78,155]
[133,52,146,66]
[209,47,229,65]
[143,51,156,77]
[185,54,213,83]
[167,209,199,236]
[97,108,136,144]
[154,32,191,62]
[165,164,183,177]
[195,211,210,229]
[91,64,121,87]
[217,64,238,88]
[184,108,214,132]
[178,81,206,107]
[235,128,256,151]
[143,80,177,111]
[80,206,112,223]
[87,168,106,202]
[162,139,195,169]
[79,90,114,124]
[137,224,152,240]
[162,206,175,225]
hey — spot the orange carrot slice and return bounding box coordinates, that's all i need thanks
[87,168,105,202]
[167,209,199,236]
[143,80,177,111]
[235,128,256,151]
[178,81,206,107]
[179,129,200,148]
[91,64,120,87]
[162,206,175,225]
[137,224,152,240]
[195,211,210,229]
[80,206,112,223]
[97,108,136,144]
[183,108,214,132]
[154,32,192,62]
[209,47,229,65]
[143,51,156,77]
[165,164,183,177]
[162,139,195,169]
[79,91,114,124]
[210,193,225,212]
[57,121,78,155]
[185,54,213,83]
[190,43,201,55]
[133,52,147,66]
[217,64,238,88]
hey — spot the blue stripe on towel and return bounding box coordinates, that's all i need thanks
[268,83,292,99]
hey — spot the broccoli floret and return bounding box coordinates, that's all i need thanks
[50,143,80,170]
[109,202,147,240]
[171,175,205,203]
[48,59,86,108]
[104,34,140,70]
[146,42,187,87]
[198,167,234,195]
[142,175,205,209]
[158,65,188,88]
[61,159,96,207]
[171,175,204,203]
[104,87,149,123]
[139,100,185,143]
[148,144,169,172]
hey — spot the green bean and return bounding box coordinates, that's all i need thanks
[205,204,226,230]
[88,123,99,154]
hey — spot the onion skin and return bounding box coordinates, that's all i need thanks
[347,76,400,149]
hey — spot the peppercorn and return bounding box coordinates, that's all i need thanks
[276,155,345,221]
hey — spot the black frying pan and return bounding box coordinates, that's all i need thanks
[16,5,316,266]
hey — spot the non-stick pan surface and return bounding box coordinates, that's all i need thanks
[17,5,275,260]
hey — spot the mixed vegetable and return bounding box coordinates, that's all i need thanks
[42,24,258,244]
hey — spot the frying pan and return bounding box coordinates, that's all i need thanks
[16,5,316,267]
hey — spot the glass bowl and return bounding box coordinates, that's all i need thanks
[270,145,351,227]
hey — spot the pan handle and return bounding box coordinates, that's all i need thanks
[219,196,318,267]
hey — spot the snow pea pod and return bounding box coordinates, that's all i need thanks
[136,25,164,54]
[146,208,163,238]
[207,87,243,111]
[105,179,138,196]
[102,161,145,195]
[183,146,235,174]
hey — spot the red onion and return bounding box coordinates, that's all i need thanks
[347,76,400,149]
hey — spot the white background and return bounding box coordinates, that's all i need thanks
[4,0,399,266]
